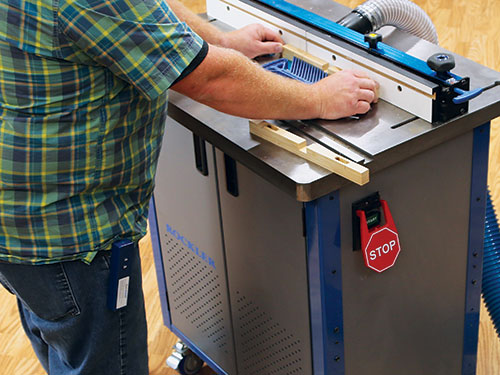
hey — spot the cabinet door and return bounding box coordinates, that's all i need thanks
[154,118,236,374]
[215,149,314,375]
[339,131,474,375]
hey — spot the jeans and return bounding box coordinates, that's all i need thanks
[0,247,148,375]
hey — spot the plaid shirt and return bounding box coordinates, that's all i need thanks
[0,0,205,264]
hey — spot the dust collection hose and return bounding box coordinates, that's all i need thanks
[483,191,500,336]
[338,0,439,44]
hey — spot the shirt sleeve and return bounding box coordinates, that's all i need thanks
[58,0,206,100]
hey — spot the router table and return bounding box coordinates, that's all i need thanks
[148,0,500,374]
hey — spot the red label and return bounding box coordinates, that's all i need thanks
[363,227,401,273]
[357,200,401,273]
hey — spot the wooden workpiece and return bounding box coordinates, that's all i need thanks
[282,44,329,70]
[249,120,369,185]
[326,65,341,75]
[282,44,341,75]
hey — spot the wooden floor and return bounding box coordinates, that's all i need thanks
[1,0,500,374]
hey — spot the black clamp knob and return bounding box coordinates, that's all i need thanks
[364,33,382,49]
[427,53,456,73]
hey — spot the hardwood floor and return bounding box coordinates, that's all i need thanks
[1,0,499,374]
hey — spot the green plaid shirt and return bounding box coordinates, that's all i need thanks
[0,0,205,264]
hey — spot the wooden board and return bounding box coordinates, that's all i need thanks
[282,44,330,70]
[282,43,341,75]
[249,120,369,185]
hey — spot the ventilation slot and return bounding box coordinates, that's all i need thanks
[236,293,304,374]
[164,234,228,351]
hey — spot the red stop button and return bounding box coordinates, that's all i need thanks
[357,200,401,273]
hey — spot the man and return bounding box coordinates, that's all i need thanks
[0,0,378,373]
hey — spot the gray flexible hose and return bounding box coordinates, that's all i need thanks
[355,0,439,44]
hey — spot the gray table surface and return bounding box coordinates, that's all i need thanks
[167,0,500,201]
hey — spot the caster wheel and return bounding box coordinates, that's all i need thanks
[166,340,204,374]
[178,352,204,375]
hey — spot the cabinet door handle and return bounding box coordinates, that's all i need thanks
[193,134,209,176]
[224,154,239,197]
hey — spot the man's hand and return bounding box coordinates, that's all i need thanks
[222,24,284,58]
[314,70,379,119]
[164,0,283,57]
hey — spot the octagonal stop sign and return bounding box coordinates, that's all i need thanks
[356,200,401,273]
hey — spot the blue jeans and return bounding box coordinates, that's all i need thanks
[0,247,148,375]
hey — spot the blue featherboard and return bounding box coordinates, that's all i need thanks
[254,0,462,84]
[263,57,327,83]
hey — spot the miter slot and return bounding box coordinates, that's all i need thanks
[280,120,368,164]
[390,116,419,130]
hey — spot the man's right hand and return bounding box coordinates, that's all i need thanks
[314,70,379,120]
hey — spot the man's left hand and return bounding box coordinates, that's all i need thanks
[222,24,284,58]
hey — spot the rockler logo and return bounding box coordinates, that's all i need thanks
[166,224,216,269]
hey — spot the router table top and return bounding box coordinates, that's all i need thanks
[166,0,500,201]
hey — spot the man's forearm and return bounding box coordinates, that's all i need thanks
[173,45,319,120]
